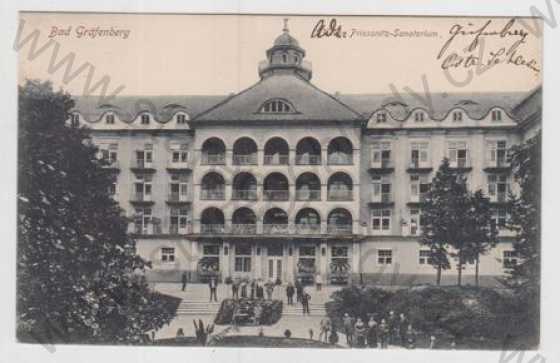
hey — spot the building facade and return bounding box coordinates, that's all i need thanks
[70,25,541,286]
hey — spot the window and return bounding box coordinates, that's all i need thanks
[452,111,463,122]
[448,141,468,168]
[414,112,425,122]
[372,175,392,203]
[410,142,429,167]
[108,181,117,196]
[203,245,220,256]
[98,143,118,165]
[410,208,423,235]
[331,246,349,273]
[488,174,509,202]
[170,144,189,165]
[377,249,393,265]
[503,250,518,268]
[134,207,152,234]
[376,112,387,123]
[136,144,153,168]
[372,209,391,232]
[372,142,391,166]
[234,244,252,272]
[411,175,430,202]
[169,174,189,201]
[134,174,152,201]
[141,114,150,124]
[170,207,189,234]
[419,249,432,265]
[298,246,316,274]
[260,99,294,114]
[487,140,507,166]
[161,247,175,263]
[105,114,115,124]
[71,113,80,127]
[491,110,502,121]
[176,114,187,124]
[492,208,508,228]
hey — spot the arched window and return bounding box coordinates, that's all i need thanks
[327,209,353,234]
[201,138,226,165]
[263,172,289,201]
[295,208,321,234]
[200,172,225,200]
[327,137,353,165]
[263,208,289,234]
[232,207,257,234]
[232,137,257,165]
[232,172,257,200]
[200,208,225,234]
[328,172,353,201]
[259,99,295,114]
[296,173,321,201]
[296,137,321,165]
[264,137,289,165]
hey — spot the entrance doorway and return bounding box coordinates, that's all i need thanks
[267,244,283,282]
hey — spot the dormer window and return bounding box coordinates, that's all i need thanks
[106,114,115,124]
[452,111,463,122]
[376,112,387,123]
[141,114,150,124]
[259,99,295,114]
[491,110,502,121]
[176,114,187,124]
[414,112,424,122]
[71,113,80,127]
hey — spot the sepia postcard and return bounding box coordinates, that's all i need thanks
[15,12,543,352]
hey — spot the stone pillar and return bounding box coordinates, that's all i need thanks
[352,239,361,284]
[319,240,328,279]
[286,241,295,283]
[222,240,230,280]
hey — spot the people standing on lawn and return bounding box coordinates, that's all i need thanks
[378,319,389,349]
[367,315,378,348]
[342,313,354,346]
[315,273,323,291]
[301,288,311,315]
[387,310,398,345]
[286,282,295,305]
[318,317,330,342]
[354,318,367,348]
[240,279,248,298]
[405,324,416,349]
[398,313,408,346]
[295,278,303,303]
[181,272,188,292]
[208,277,218,302]
[231,278,239,299]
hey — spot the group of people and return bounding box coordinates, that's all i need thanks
[230,278,277,300]
[285,279,313,315]
[342,311,417,349]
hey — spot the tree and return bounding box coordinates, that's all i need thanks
[17,80,174,344]
[420,158,470,285]
[463,190,498,286]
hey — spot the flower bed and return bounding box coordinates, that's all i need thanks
[214,298,282,326]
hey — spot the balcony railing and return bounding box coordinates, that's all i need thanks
[491,192,507,203]
[264,155,289,165]
[409,159,431,170]
[263,224,289,234]
[200,224,225,234]
[130,192,152,203]
[133,223,161,235]
[295,154,321,165]
[410,193,428,203]
[102,159,120,169]
[231,189,257,200]
[371,159,393,169]
[327,190,353,201]
[200,190,225,200]
[132,160,154,170]
[263,189,289,201]
[201,154,226,165]
[230,224,257,235]
[487,158,510,169]
[295,189,321,201]
[167,160,190,169]
[327,154,353,165]
[168,192,190,202]
[169,224,189,235]
[372,192,393,204]
[327,224,353,234]
[295,224,321,234]
[232,154,257,165]
[450,158,470,169]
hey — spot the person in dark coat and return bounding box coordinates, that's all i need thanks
[181,272,188,292]
[295,278,303,303]
[354,318,367,348]
[208,277,218,302]
[342,313,354,346]
[378,319,389,349]
[398,313,408,346]
[405,324,417,349]
[367,316,378,348]
[231,278,239,299]
[301,290,311,315]
[387,310,398,345]
[286,282,295,305]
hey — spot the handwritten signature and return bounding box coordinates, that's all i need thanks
[437,18,540,74]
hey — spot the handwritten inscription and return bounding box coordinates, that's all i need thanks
[437,19,540,74]
[311,19,348,39]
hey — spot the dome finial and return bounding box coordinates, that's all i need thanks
[283,18,289,33]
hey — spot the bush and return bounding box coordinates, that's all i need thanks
[215,298,283,326]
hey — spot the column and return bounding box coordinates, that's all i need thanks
[319,240,328,279]
[352,239,361,284]
[222,241,230,280]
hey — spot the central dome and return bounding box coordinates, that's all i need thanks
[274,32,299,47]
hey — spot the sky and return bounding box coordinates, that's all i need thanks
[18,13,542,96]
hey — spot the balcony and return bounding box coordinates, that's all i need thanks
[131,160,156,173]
[130,192,154,205]
[169,224,190,235]
[167,192,191,204]
[232,154,257,165]
[264,155,289,165]
[263,224,289,234]
[327,224,353,235]
[201,154,226,165]
[263,189,289,201]
[449,158,472,172]
[102,159,120,171]
[167,160,191,172]
[295,154,321,165]
[327,154,353,165]
[369,159,394,173]
[484,158,511,172]
[407,160,433,173]
[295,224,321,235]
[408,193,428,206]
[132,223,161,235]
[490,192,508,204]
[230,224,257,235]
[200,224,226,234]
[327,190,353,201]
[200,190,225,200]
[370,192,393,206]
[232,189,257,201]
[295,189,321,201]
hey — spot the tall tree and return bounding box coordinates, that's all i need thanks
[17,80,174,344]
[420,158,470,285]
[463,190,499,286]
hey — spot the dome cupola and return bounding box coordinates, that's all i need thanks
[258,19,312,81]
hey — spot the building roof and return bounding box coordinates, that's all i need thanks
[511,86,542,127]
[192,74,363,123]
